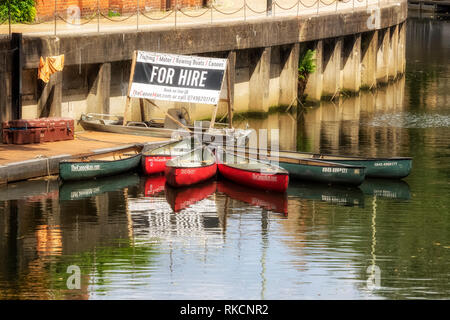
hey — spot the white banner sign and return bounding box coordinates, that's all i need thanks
[129,51,227,105]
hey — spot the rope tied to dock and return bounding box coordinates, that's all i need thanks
[35,154,51,177]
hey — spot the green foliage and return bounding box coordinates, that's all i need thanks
[298,49,316,81]
[108,10,121,17]
[0,0,36,23]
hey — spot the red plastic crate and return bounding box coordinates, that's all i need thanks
[2,117,75,144]
[8,118,49,129]
[12,128,41,144]
[2,129,13,144]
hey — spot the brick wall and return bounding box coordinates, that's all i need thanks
[35,0,206,20]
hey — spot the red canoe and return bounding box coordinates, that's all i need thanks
[165,181,217,212]
[144,174,166,197]
[216,148,289,193]
[141,138,193,175]
[165,146,217,188]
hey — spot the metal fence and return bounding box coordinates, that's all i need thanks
[0,0,387,36]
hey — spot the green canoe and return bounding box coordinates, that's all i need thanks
[59,145,143,181]
[278,158,366,186]
[59,173,141,201]
[236,147,412,179]
[277,151,412,179]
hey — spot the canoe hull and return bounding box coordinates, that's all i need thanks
[59,154,142,181]
[279,161,365,186]
[142,155,173,175]
[165,164,217,188]
[328,158,412,179]
[218,163,289,193]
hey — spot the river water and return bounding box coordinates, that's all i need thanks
[0,18,449,300]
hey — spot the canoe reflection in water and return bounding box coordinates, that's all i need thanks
[287,181,365,208]
[359,179,411,200]
[165,181,217,212]
[59,173,140,201]
[216,179,288,215]
[143,174,166,197]
[0,178,59,202]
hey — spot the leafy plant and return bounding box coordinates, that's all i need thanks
[0,0,36,23]
[108,10,121,17]
[298,49,316,81]
[297,49,316,101]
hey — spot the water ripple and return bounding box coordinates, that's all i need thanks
[368,112,450,128]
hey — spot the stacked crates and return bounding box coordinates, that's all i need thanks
[2,117,75,145]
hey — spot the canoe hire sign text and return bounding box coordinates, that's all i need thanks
[130,51,227,105]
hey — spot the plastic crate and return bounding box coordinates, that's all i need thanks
[8,118,49,129]
[12,128,41,144]
[2,129,13,144]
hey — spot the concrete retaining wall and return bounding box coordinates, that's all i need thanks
[0,1,408,126]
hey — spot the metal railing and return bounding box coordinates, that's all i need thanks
[0,0,390,37]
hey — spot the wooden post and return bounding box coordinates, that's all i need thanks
[209,104,218,129]
[11,33,23,120]
[139,98,145,121]
[123,51,138,126]
[226,65,233,128]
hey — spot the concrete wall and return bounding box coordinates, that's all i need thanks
[0,1,408,129]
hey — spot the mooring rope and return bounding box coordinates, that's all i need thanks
[298,0,321,9]
[57,13,99,25]
[100,12,137,22]
[139,9,175,21]
[245,3,268,15]
[274,0,301,11]
[178,7,211,18]
[35,154,51,177]
[212,5,245,15]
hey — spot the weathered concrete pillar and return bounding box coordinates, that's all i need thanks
[268,46,281,107]
[249,47,272,112]
[397,22,406,75]
[278,43,299,107]
[322,38,342,99]
[234,50,250,113]
[361,31,378,90]
[388,25,399,81]
[376,28,390,85]
[87,63,111,114]
[37,37,62,117]
[303,40,323,104]
[227,50,236,106]
[342,34,361,94]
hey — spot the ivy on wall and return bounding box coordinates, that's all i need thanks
[0,0,36,23]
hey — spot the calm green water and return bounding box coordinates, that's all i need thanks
[0,18,449,300]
